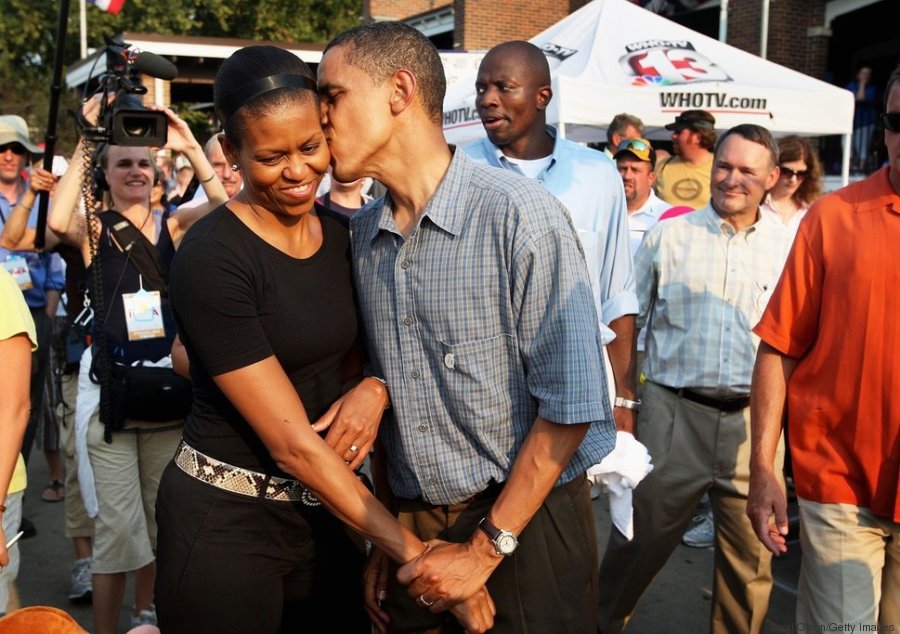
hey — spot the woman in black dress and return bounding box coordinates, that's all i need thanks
[155,46,495,634]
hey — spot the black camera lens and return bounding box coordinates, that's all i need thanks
[111,109,168,147]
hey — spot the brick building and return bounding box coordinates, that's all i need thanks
[366,0,897,90]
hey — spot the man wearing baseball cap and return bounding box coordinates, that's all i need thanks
[0,115,65,525]
[614,137,671,256]
[655,109,717,209]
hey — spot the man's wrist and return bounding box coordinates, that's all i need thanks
[365,376,390,409]
[468,526,506,564]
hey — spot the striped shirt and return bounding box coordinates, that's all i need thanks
[635,205,792,395]
[465,127,639,345]
[350,149,615,504]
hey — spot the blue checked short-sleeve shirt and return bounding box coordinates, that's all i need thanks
[350,149,615,504]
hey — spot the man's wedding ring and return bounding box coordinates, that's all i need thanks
[417,594,435,608]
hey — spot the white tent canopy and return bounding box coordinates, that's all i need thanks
[442,0,854,183]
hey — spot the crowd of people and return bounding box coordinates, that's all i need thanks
[0,19,897,634]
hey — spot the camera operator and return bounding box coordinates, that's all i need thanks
[47,92,226,634]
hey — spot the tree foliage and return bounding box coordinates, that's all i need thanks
[0,0,362,152]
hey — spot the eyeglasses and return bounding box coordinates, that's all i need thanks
[0,143,27,156]
[780,166,808,180]
[618,138,651,152]
[881,112,900,133]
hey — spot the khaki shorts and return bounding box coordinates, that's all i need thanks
[60,372,94,539]
[86,409,181,574]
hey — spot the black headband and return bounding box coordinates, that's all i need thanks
[220,73,318,122]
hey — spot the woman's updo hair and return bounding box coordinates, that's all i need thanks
[214,46,318,147]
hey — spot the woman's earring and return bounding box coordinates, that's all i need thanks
[231,164,239,171]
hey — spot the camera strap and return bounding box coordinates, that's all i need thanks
[104,210,168,296]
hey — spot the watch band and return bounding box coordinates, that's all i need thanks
[477,517,519,556]
[614,396,642,411]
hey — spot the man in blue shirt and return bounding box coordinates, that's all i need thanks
[319,22,615,632]
[0,115,64,469]
[464,41,640,438]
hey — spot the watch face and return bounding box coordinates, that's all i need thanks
[497,533,518,555]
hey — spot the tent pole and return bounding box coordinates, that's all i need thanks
[719,0,729,42]
[558,121,566,140]
[760,0,770,59]
[841,133,851,187]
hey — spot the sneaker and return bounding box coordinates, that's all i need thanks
[18,517,36,539]
[68,557,93,603]
[130,605,158,628]
[682,511,715,548]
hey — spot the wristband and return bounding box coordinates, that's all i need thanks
[614,396,642,412]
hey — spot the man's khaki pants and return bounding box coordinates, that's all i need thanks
[796,499,900,630]
[598,381,784,634]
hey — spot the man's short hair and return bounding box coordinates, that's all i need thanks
[325,22,447,125]
[714,124,778,169]
[606,113,644,146]
[886,64,900,108]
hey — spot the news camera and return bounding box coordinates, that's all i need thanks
[79,36,178,147]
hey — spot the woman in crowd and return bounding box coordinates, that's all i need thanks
[47,98,227,634]
[762,135,823,239]
[0,267,36,616]
[155,45,493,634]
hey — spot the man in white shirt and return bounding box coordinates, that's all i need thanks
[615,137,671,256]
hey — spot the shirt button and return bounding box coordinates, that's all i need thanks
[410,369,420,379]
[428,477,437,485]
[417,424,428,433]
[444,353,455,369]
[400,260,410,269]
[403,316,413,326]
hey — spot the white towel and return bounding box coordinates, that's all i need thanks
[74,346,100,518]
[587,431,654,541]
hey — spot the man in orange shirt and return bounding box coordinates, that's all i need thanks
[748,67,900,630]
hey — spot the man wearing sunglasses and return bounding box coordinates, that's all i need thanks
[614,138,671,256]
[465,40,639,440]
[0,115,65,513]
[749,67,900,630]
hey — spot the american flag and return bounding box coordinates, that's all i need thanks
[88,0,125,14]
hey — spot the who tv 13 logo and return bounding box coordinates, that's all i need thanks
[619,40,731,86]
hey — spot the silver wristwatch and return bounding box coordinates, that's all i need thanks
[478,517,519,556]
[614,396,642,412]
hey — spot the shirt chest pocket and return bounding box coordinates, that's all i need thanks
[430,333,521,428]
[750,279,776,327]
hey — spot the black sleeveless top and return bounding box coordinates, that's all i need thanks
[88,209,177,364]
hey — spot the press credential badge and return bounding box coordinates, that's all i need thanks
[2,255,33,290]
[123,276,164,340]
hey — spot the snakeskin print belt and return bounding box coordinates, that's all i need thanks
[174,441,321,506]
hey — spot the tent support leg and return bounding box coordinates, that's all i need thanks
[841,133,851,187]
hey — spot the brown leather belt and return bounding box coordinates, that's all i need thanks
[657,383,750,413]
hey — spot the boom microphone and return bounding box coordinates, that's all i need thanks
[133,51,178,81]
